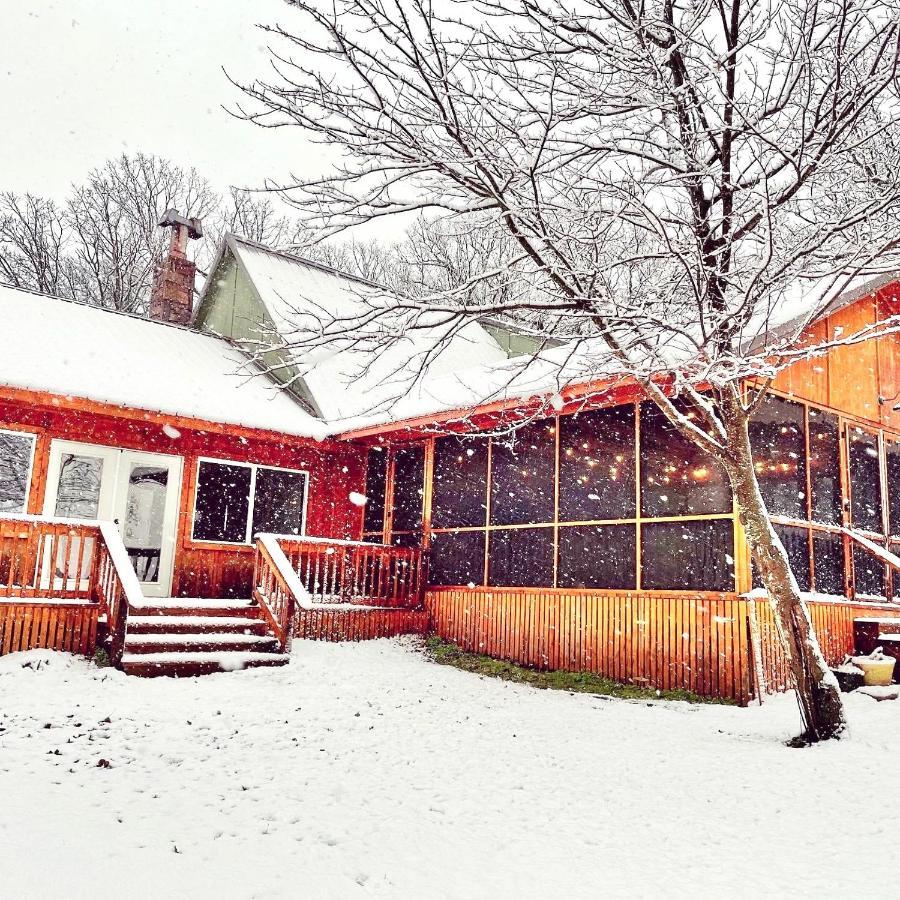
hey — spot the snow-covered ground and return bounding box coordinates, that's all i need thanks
[1,640,897,899]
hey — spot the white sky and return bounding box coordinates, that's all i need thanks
[0,0,331,201]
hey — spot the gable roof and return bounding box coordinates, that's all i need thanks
[198,234,508,425]
[0,284,327,439]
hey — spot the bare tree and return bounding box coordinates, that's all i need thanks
[234,0,900,740]
[218,186,306,248]
[65,154,220,313]
[0,192,72,296]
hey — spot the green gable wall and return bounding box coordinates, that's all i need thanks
[195,250,321,416]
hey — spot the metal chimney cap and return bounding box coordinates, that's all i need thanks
[158,208,203,240]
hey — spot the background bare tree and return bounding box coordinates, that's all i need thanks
[233,0,900,741]
[0,154,313,312]
[0,193,72,296]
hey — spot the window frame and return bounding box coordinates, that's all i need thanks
[190,456,309,546]
[0,426,38,516]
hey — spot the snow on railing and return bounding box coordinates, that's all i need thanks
[842,527,900,571]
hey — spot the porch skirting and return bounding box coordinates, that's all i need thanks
[0,601,99,658]
[425,588,900,705]
[295,606,430,642]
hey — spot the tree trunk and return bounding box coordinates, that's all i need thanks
[720,394,845,742]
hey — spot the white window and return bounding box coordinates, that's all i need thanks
[191,458,309,544]
[0,428,37,515]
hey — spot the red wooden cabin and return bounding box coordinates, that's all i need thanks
[2,216,900,700]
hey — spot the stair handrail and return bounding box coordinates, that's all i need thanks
[252,533,313,652]
[95,521,144,664]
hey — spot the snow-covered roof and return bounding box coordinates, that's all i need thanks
[224,236,508,423]
[0,284,327,439]
[335,269,900,434]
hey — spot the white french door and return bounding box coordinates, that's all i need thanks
[43,441,183,597]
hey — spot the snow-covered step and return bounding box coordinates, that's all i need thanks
[128,616,270,635]
[129,598,260,619]
[124,632,280,655]
[121,651,290,678]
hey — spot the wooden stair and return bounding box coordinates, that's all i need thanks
[121,599,289,677]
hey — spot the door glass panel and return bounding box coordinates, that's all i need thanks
[54,453,104,518]
[122,464,169,583]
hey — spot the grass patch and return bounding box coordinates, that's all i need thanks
[423,636,734,705]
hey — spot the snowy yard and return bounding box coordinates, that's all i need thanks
[1,640,897,899]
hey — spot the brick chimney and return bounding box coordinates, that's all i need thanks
[149,208,203,326]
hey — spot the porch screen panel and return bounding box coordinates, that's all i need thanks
[750,525,811,592]
[813,531,845,595]
[487,527,554,587]
[489,421,556,526]
[192,461,252,543]
[390,447,425,544]
[848,427,883,533]
[431,436,488,528]
[808,408,842,525]
[557,524,636,590]
[559,406,635,521]
[363,448,388,534]
[640,403,731,517]
[775,525,811,593]
[853,544,885,597]
[886,440,900,537]
[641,519,734,591]
[749,396,806,520]
[0,430,35,514]
[252,467,308,536]
[428,530,486,586]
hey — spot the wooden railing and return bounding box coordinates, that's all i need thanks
[251,535,427,650]
[252,534,301,652]
[267,535,426,609]
[0,513,143,661]
[95,521,145,664]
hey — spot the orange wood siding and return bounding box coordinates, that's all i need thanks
[425,588,900,704]
[0,602,99,656]
[770,286,900,426]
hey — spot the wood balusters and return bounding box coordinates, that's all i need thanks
[266,536,426,609]
[0,514,144,661]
